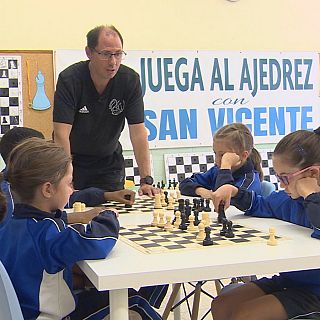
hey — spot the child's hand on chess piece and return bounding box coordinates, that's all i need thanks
[220,152,242,170]
[211,184,238,211]
[104,189,136,205]
[68,207,108,224]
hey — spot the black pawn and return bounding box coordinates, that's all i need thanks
[199,198,204,212]
[178,198,185,214]
[220,218,228,236]
[203,199,211,212]
[194,210,200,226]
[164,191,169,204]
[217,202,226,224]
[124,194,132,208]
[203,226,213,246]
[157,181,161,189]
[179,212,187,230]
[225,220,235,238]
[185,205,192,223]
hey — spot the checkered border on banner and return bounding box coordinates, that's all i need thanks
[124,155,154,186]
[164,152,215,183]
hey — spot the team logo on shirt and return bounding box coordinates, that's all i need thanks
[109,99,124,115]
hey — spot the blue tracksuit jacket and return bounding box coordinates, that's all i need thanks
[233,188,320,297]
[179,159,262,198]
[0,204,119,319]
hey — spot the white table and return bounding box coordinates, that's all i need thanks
[77,207,320,320]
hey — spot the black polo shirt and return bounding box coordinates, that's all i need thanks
[53,61,144,158]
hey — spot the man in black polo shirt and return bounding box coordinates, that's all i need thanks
[53,25,156,196]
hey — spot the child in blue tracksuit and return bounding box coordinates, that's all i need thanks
[210,127,320,320]
[0,126,135,227]
[179,123,263,201]
[0,138,162,320]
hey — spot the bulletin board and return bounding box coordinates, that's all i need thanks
[0,50,54,139]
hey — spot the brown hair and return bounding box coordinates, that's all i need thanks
[6,138,72,202]
[274,127,320,169]
[86,25,123,49]
[0,191,7,223]
[214,123,264,181]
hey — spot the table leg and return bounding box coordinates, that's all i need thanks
[110,288,129,320]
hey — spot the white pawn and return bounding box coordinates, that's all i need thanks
[267,227,277,246]
[73,202,82,212]
[167,196,175,210]
[174,210,181,228]
[154,193,162,209]
[187,215,197,232]
[158,210,166,228]
[164,215,174,231]
[202,212,210,227]
[151,211,158,227]
[161,193,167,207]
[196,222,205,241]
[81,203,86,211]
[175,189,181,200]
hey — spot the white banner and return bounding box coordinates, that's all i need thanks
[55,50,320,150]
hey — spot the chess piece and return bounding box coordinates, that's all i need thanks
[151,211,158,227]
[73,202,82,212]
[179,212,187,230]
[178,198,185,214]
[174,211,181,228]
[194,209,200,226]
[217,202,226,224]
[201,212,210,227]
[175,189,181,200]
[81,203,86,211]
[158,210,166,228]
[196,222,205,241]
[225,220,235,238]
[164,215,174,231]
[203,226,214,246]
[220,218,228,236]
[124,194,132,208]
[32,70,51,110]
[167,196,175,210]
[161,193,167,207]
[154,193,162,209]
[267,227,277,246]
[203,199,211,212]
[187,215,197,232]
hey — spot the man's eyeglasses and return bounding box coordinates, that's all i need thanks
[92,48,126,61]
[276,166,317,185]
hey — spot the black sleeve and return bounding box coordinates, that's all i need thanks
[53,75,77,124]
[69,188,106,207]
[214,169,235,189]
[179,178,203,197]
[124,72,144,125]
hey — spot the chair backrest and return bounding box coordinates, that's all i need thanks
[261,180,276,197]
[0,261,24,320]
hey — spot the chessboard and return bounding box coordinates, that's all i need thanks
[119,222,285,254]
[104,196,156,214]
[0,56,23,136]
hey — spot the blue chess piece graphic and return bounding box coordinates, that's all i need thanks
[32,70,51,110]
